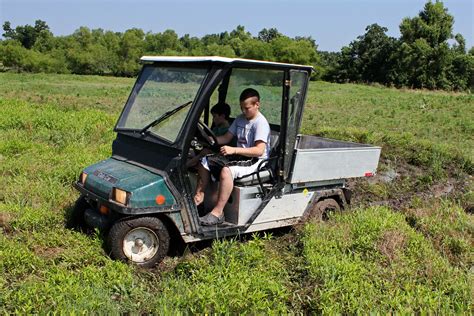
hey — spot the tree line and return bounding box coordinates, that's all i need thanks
[1,1,472,91]
[323,1,473,90]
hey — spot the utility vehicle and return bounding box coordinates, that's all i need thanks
[72,56,381,267]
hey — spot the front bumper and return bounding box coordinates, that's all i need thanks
[73,181,125,213]
[73,181,177,215]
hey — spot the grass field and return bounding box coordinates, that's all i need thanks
[0,73,472,313]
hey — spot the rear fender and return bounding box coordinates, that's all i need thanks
[301,188,347,222]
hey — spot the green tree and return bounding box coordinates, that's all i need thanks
[63,27,121,75]
[469,48,474,89]
[271,36,319,65]
[160,29,182,52]
[258,28,281,43]
[397,1,454,89]
[321,1,471,91]
[294,35,317,49]
[201,33,221,46]
[0,39,68,73]
[337,24,397,84]
[446,36,473,90]
[0,40,27,70]
[452,33,466,54]
[2,21,15,39]
[400,1,453,47]
[230,25,252,42]
[179,34,205,55]
[2,20,51,49]
[117,28,145,76]
[241,38,273,60]
[72,26,93,48]
[32,29,55,52]
[318,51,341,81]
[229,38,245,56]
[205,43,236,57]
[144,29,181,54]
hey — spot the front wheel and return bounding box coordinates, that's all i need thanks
[66,195,89,232]
[108,217,170,268]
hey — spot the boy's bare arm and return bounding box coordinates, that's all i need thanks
[216,131,234,145]
[220,141,266,157]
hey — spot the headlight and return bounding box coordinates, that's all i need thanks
[80,172,88,184]
[112,188,130,205]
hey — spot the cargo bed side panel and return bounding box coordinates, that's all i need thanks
[289,135,381,184]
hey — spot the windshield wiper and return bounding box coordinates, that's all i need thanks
[139,101,192,135]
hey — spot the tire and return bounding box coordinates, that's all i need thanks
[107,217,170,268]
[67,195,90,232]
[308,198,341,223]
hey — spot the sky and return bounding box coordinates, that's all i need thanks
[0,0,472,52]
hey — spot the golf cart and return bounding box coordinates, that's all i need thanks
[72,56,381,267]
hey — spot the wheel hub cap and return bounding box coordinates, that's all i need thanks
[123,228,159,263]
[134,238,144,248]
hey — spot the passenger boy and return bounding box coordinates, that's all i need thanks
[210,102,231,136]
[187,102,231,168]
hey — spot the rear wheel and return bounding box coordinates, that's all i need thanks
[108,217,170,268]
[308,198,341,223]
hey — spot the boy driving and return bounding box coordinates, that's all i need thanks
[195,88,270,226]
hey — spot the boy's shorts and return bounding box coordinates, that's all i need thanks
[201,154,261,181]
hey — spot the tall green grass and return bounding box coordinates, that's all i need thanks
[302,207,471,314]
[0,72,131,113]
[0,73,472,313]
[153,236,289,314]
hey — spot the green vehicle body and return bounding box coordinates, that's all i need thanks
[82,158,177,209]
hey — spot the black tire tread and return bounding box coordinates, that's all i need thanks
[107,216,170,268]
[66,195,89,231]
[309,198,341,223]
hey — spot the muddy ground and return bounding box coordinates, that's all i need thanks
[348,157,473,212]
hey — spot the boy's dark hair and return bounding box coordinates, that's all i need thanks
[239,88,260,102]
[211,102,231,120]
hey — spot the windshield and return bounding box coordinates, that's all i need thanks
[116,65,208,142]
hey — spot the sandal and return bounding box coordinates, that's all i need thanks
[199,212,225,226]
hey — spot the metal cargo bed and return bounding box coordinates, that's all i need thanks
[289,135,381,184]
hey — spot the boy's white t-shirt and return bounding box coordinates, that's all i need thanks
[228,112,270,159]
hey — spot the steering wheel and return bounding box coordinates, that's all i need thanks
[197,121,219,150]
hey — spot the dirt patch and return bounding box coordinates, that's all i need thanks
[465,204,474,214]
[378,230,407,263]
[431,182,454,197]
[347,156,472,212]
[34,246,64,259]
[0,212,13,234]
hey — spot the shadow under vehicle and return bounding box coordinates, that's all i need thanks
[72,56,381,267]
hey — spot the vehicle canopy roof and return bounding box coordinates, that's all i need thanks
[140,56,314,72]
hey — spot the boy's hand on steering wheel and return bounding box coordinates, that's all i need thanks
[207,135,215,145]
[220,145,236,156]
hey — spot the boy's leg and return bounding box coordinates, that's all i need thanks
[209,167,233,217]
[200,160,260,225]
[194,163,210,205]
